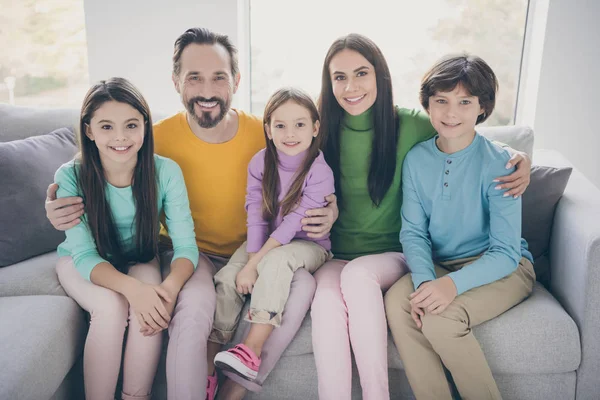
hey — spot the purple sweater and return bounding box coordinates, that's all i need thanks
[245,149,335,253]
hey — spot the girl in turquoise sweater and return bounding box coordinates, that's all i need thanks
[54,77,198,400]
[309,34,533,400]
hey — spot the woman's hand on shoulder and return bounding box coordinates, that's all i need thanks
[493,151,531,198]
[301,194,338,238]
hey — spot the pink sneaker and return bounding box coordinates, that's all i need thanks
[214,344,261,381]
[205,371,218,400]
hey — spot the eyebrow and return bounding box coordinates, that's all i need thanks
[272,117,310,123]
[96,118,140,124]
[331,66,370,75]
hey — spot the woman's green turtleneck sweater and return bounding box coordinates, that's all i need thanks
[331,107,436,260]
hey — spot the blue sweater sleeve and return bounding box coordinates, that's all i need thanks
[399,157,436,290]
[159,158,199,269]
[447,162,523,295]
[55,163,108,280]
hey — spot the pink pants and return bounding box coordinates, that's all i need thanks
[310,252,408,400]
[56,256,162,400]
[161,250,316,397]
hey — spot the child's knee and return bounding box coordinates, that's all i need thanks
[421,312,466,343]
[384,275,413,312]
[90,291,129,324]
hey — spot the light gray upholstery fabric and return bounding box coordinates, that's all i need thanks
[535,149,600,400]
[479,125,534,157]
[0,296,86,400]
[0,251,65,297]
[242,283,580,374]
[0,104,79,143]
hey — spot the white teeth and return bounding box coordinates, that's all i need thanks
[112,146,129,151]
[198,101,218,108]
[345,94,365,103]
[284,142,299,145]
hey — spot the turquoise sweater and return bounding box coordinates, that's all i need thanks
[56,155,199,280]
[400,133,533,295]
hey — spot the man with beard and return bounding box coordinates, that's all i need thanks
[45,27,337,400]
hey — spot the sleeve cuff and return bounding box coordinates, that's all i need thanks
[172,249,200,270]
[76,255,107,281]
[411,272,436,292]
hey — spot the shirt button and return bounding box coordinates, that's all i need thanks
[445,170,449,175]
[444,182,449,187]
[447,160,452,164]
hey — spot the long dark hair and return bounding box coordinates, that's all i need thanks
[262,88,321,223]
[319,33,398,206]
[77,77,158,272]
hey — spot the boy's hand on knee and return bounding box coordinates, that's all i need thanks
[236,266,258,295]
[410,276,457,315]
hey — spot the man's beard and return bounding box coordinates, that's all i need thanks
[186,95,230,129]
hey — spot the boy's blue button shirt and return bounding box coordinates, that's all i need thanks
[400,133,533,295]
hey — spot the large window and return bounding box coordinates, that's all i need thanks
[0,0,89,108]
[250,0,529,126]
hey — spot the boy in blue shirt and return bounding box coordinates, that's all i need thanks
[384,55,535,400]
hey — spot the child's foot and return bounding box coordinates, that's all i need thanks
[206,371,218,400]
[214,344,261,381]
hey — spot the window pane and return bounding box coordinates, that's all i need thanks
[250,0,528,126]
[0,0,89,108]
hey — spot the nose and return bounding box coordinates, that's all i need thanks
[345,76,358,92]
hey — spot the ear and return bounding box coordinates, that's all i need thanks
[233,72,241,94]
[172,73,181,94]
[313,120,320,137]
[84,123,95,141]
[265,123,272,140]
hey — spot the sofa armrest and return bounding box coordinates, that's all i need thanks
[534,149,600,399]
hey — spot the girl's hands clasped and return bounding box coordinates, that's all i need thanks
[125,280,172,336]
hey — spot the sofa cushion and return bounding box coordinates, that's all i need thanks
[387,283,580,374]
[0,296,86,400]
[258,283,579,374]
[0,104,79,143]
[0,251,65,297]
[522,166,572,286]
[0,128,78,266]
[478,125,534,157]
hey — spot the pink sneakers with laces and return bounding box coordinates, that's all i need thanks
[214,344,261,381]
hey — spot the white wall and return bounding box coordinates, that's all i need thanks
[532,0,600,187]
[83,0,246,116]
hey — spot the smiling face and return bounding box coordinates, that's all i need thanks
[85,100,145,171]
[173,43,239,129]
[265,100,319,156]
[427,84,484,145]
[329,49,377,116]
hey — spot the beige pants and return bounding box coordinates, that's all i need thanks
[209,239,332,344]
[385,256,535,400]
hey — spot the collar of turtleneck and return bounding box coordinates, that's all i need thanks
[276,149,308,172]
[342,107,374,132]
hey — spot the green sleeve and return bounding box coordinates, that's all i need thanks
[55,163,107,281]
[158,158,199,269]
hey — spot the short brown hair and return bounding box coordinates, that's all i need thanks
[172,27,239,77]
[420,54,498,124]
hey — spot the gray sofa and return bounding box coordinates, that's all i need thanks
[1,103,598,400]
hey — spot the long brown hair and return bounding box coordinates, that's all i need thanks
[262,88,321,223]
[77,77,158,272]
[319,33,398,207]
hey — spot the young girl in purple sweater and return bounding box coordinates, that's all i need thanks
[208,87,334,383]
